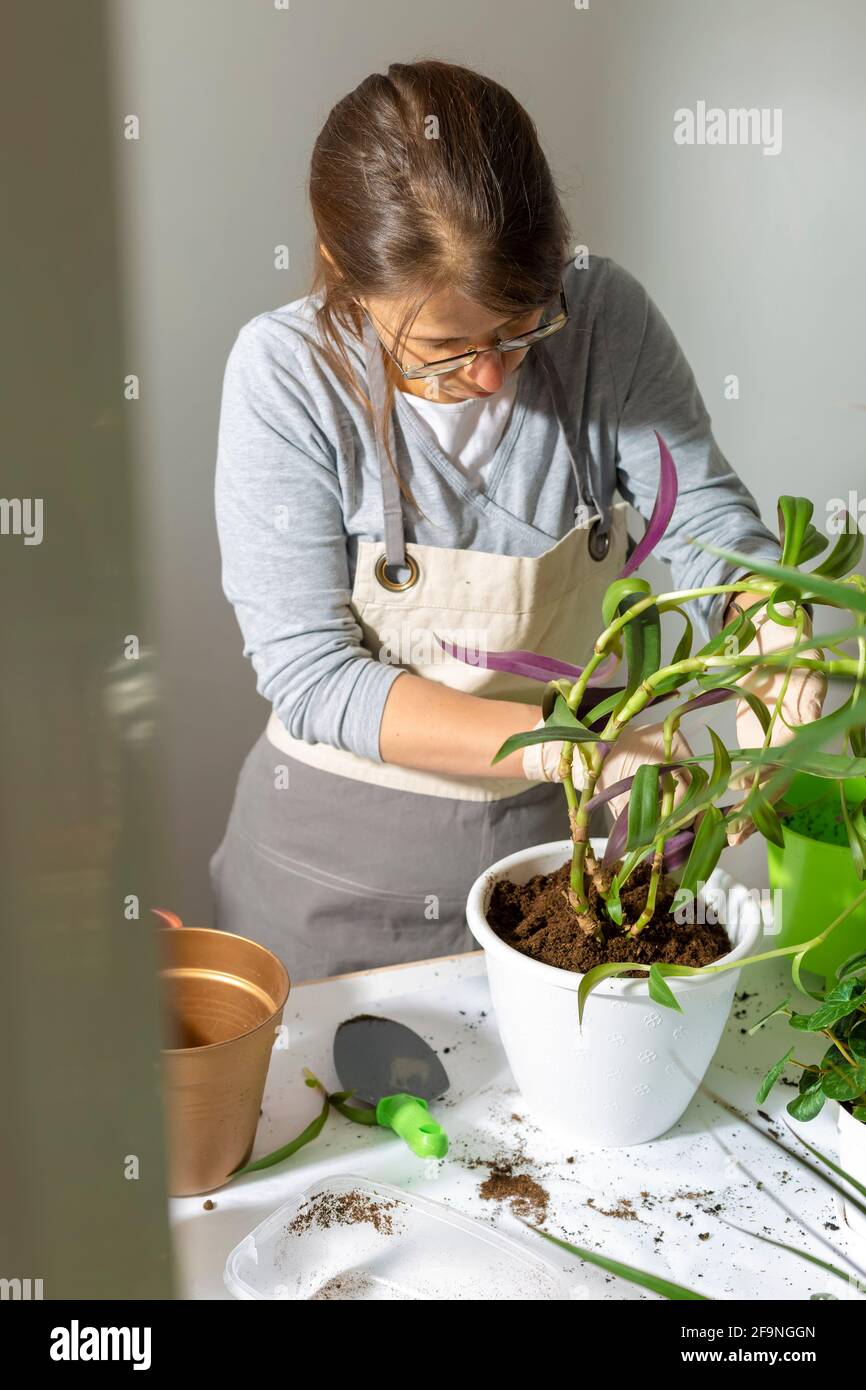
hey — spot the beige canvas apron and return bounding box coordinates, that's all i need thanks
[265,323,628,797]
[212,320,628,978]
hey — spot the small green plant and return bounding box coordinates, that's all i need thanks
[755,950,866,1126]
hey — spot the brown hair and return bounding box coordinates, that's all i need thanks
[307,60,572,495]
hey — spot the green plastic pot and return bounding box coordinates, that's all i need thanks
[766,772,866,984]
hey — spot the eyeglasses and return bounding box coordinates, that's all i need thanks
[360,283,569,380]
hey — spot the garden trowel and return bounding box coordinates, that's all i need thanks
[333,1015,450,1159]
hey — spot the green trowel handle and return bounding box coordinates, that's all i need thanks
[375,1093,448,1159]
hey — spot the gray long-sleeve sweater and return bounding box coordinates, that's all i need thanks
[215,254,780,762]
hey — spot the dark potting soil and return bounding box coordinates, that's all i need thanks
[487,858,730,974]
[288,1190,400,1237]
[479,1166,549,1221]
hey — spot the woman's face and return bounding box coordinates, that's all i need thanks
[364,286,545,403]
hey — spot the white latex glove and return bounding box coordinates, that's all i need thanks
[522,719,693,828]
[728,604,827,845]
[596,722,694,824]
[522,719,588,784]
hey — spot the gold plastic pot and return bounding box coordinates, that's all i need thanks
[158,926,290,1196]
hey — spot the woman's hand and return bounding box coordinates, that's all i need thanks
[596,722,694,823]
[524,718,694,825]
[727,596,827,846]
[380,672,543,778]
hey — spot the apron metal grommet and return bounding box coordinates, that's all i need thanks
[374,553,420,592]
[587,518,611,562]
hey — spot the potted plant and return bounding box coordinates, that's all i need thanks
[755,950,866,1239]
[459,436,866,1147]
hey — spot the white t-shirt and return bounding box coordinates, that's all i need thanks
[397,373,519,489]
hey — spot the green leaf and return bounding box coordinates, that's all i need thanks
[602,576,652,627]
[748,997,791,1035]
[549,693,584,728]
[812,513,864,579]
[796,530,831,565]
[840,791,866,881]
[528,1225,708,1299]
[695,599,764,660]
[708,726,733,790]
[694,541,866,615]
[623,599,661,700]
[730,692,866,807]
[777,496,820,567]
[582,689,626,725]
[791,944,823,1001]
[765,587,804,627]
[820,1055,866,1103]
[785,1125,866,1207]
[231,1090,331,1177]
[648,730,732,848]
[671,610,693,664]
[651,670,686,698]
[492,723,599,765]
[648,963,683,1013]
[626,763,661,851]
[327,1094,379,1125]
[737,688,773,736]
[645,766,708,844]
[677,805,727,899]
[826,975,866,1003]
[541,679,571,721]
[786,1081,827,1121]
[602,876,623,926]
[577,960,647,1025]
[747,790,786,848]
[719,1221,866,1295]
[600,580,661,705]
[756,1047,793,1104]
[747,749,866,781]
[612,845,654,893]
[789,980,866,1031]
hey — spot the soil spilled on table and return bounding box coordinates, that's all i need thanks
[479,1165,549,1221]
[289,1189,401,1237]
[487,858,730,974]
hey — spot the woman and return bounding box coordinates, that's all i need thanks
[211,59,821,981]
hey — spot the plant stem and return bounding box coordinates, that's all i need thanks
[565,649,609,714]
[737,607,805,811]
[631,721,676,935]
[567,769,600,911]
[674,885,866,981]
[593,582,775,659]
[824,1029,857,1068]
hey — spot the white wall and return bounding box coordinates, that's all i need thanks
[109,0,866,922]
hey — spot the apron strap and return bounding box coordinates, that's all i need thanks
[533,338,604,531]
[362,316,612,579]
[362,319,414,584]
[534,339,611,560]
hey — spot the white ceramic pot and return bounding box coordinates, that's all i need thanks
[466,838,763,1148]
[837,1103,866,1239]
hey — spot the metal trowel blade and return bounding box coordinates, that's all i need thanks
[333,1015,450,1108]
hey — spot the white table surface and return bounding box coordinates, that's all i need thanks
[170,838,866,1301]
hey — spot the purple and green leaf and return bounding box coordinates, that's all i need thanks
[618,431,679,579]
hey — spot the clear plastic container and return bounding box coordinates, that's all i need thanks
[224,1174,575,1300]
